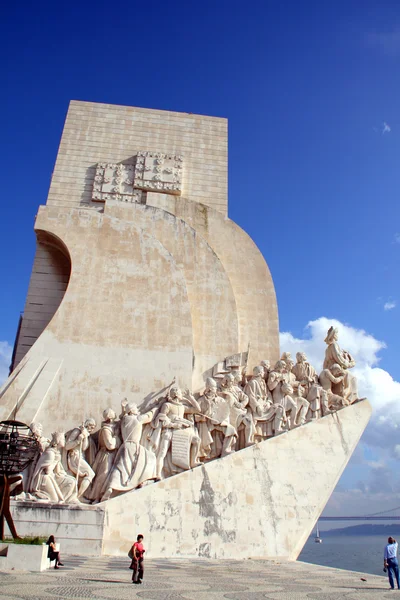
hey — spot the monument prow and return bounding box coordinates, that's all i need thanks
[9,400,371,558]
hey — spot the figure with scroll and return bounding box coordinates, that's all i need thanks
[324,326,358,404]
[101,401,156,501]
[151,386,201,480]
[65,419,96,498]
[87,408,121,503]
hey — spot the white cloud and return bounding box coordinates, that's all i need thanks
[280,317,385,374]
[384,300,396,311]
[281,316,400,423]
[0,341,12,386]
[382,121,391,134]
[280,318,400,514]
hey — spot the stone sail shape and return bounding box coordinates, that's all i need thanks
[102,399,371,559]
[0,101,279,430]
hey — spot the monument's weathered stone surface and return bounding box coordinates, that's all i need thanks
[1,102,370,561]
[2,101,279,428]
[10,502,106,555]
[9,400,371,558]
[102,400,371,559]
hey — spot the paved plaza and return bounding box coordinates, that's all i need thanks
[0,555,397,599]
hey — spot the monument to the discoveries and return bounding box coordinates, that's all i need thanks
[0,101,371,559]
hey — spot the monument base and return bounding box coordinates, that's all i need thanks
[10,400,371,559]
[9,502,106,555]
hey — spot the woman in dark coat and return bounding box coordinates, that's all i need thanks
[46,535,64,569]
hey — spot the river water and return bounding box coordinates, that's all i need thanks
[299,534,387,576]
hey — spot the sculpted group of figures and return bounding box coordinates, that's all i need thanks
[18,326,361,506]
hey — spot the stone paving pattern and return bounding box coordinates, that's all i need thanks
[0,555,397,599]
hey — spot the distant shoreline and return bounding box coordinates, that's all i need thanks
[319,524,400,536]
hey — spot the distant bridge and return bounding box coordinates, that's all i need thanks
[320,505,400,522]
[320,516,400,521]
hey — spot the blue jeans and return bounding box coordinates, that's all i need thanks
[387,558,400,589]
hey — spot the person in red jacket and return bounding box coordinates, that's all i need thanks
[130,534,145,584]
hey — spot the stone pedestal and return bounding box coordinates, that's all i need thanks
[0,543,50,571]
[9,503,106,555]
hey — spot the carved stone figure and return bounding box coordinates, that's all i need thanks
[202,377,239,458]
[283,357,298,390]
[260,360,271,386]
[246,366,268,404]
[231,370,244,390]
[101,402,156,501]
[260,360,271,373]
[65,418,96,498]
[293,384,310,426]
[267,360,287,404]
[24,422,49,495]
[87,408,121,503]
[292,352,318,395]
[220,373,255,448]
[31,432,79,503]
[319,364,349,410]
[323,326,358,403]
[19,324,362,505]
[320,388,331,416]
[195,380,215,460]
[30,422,50,453]
[280,382,297,429]
[150,387,201,480]
[280,352,292,367]
[245,366,285,439]
[306,383,322,419]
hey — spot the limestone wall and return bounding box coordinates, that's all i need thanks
[9,503,106,555]
[11,240,70,370]
[102,400,371,560]
[3,101,279,431]
[48,101,228,214]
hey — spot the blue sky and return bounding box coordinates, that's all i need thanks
[1,0,400,514]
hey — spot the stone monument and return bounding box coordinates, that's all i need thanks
[0,101,371,559]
